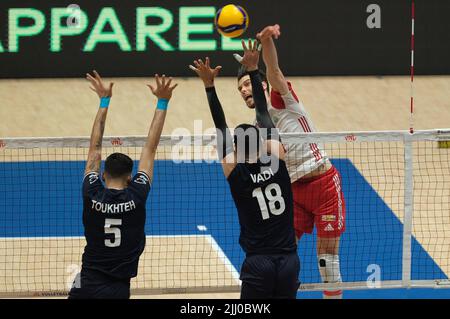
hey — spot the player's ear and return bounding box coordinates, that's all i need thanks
[102,172,106,182]
[262,81,268,92]
[127,175,131,186]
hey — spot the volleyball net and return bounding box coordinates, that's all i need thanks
[0,129,449,297]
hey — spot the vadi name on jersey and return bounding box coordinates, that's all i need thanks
[250,168,274,184]
[91,199,136,214]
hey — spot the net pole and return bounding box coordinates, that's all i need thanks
[409,0,415,134]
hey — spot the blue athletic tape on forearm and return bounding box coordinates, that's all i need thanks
[100,97,110,108]
[157,98,169,110]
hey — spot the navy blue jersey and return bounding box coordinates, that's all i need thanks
[227,157,297,255]
[81,171,151,279]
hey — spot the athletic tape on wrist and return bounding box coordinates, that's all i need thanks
[157,98,169,110]
[100,97,110,108]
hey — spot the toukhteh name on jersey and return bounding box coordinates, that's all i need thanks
[91,199,136,214]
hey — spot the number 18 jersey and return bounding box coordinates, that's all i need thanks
[227,157,297,255]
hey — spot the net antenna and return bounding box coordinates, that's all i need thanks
[410,0,415,134]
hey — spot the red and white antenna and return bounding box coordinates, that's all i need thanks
[409,0,415,134]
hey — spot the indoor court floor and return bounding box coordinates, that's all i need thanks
[1,76,449,299]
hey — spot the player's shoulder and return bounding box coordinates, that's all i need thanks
[265,156,288,175]
[132,171,151,186]
[82,171,104,198]
[270,156,288,173]
[83,171,101,185]
[227,162,245,179]
[277,158,289,174]
[127,171,152,202]
[227,162,255,186]
[270,81,300,110]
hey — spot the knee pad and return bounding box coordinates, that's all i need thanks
[318,254,342,284]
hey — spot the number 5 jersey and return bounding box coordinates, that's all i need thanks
[81,171,151,279]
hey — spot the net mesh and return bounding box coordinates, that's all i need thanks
[0,131,449,296]
[412,140,450,280]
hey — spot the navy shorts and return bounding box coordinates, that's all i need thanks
[68,268,131,299]
[240,252,300,299]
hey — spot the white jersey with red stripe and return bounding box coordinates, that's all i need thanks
[265,82,328,182]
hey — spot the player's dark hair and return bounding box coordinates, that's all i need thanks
[233,124,261,162]
[104,153,133,179]
[237,65,270,93]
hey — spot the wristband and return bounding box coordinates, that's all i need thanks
[156,98,169,110]
[100,97,111,108]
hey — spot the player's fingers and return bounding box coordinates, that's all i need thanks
[257,43,263,52]
[154,74,161,87]
[86,73,97,84]
[214,66,222,75]
[241,39,248,51]
[253,39,259,51]
[274,24,281,38]
[248,38,253,51]
[189,65,199,73]
[93,70,102,81]
[205,57,210,68]
[86,78,96,87]
[165,78,172,88]
[233,54,243,63]
[109,82,114,92]
[147,84,156,94]
[87,78,99,91]
[161,74,166,86]
[273,31,280,39]
[193,60,201,69]
[89,86,97,93]
[198,59,205,67]
[169,83,178,91]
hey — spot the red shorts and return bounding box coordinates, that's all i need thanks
[292,166,346,239]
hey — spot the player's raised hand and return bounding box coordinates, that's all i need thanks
[147,74,178,100]
[234,39,261,71]
[86,70,114,98]
[189,57,222,88]
[256,24,281,41]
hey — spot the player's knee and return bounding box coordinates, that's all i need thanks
[317,236,340,255]
[318,254,341,283]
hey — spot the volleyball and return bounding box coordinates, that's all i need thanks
[215,4,249,38]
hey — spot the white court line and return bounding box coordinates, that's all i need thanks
[205,235,241,284]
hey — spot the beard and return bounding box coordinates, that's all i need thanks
[245,97,255,109]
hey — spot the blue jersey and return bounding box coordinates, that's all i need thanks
[81,171,150,279]
[227,158,297,255]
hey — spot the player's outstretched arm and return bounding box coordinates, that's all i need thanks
[85,70,114,175]
[257,24,290,96]
[189,58,236,177]
[138,75,177,181]
[238,40,285,160]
